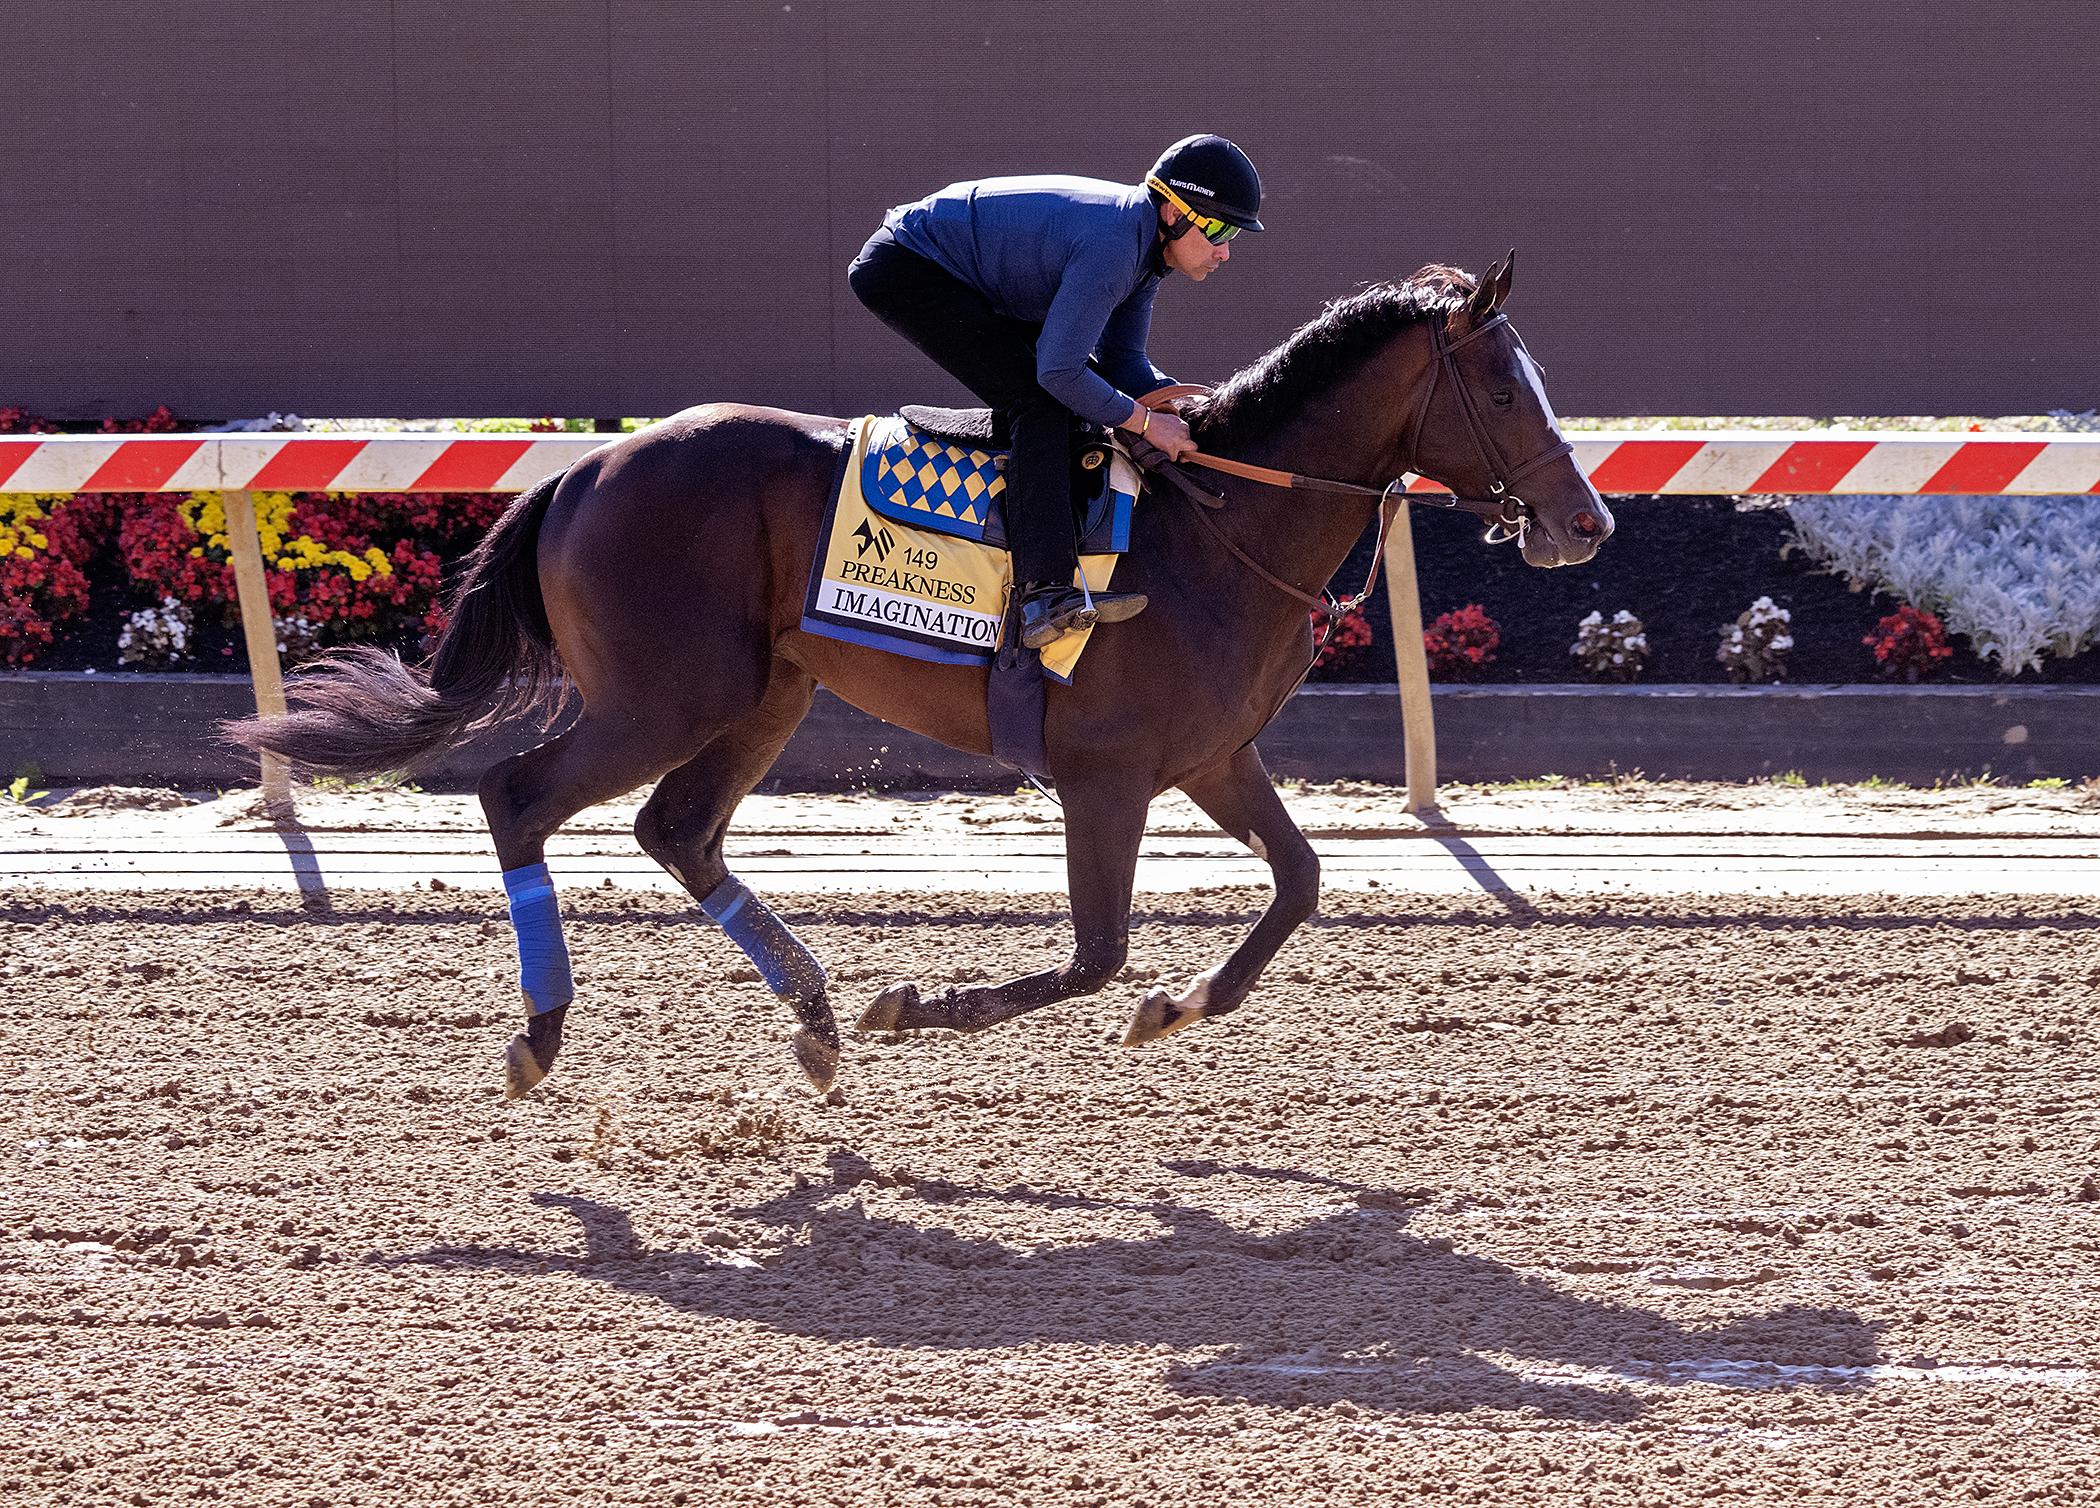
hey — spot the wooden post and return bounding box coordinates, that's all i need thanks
[1381,501,1438,814]
[222,489,293,816]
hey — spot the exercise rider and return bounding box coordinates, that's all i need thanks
[848,134,1264,649]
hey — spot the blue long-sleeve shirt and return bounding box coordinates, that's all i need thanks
[884,175,1173,428]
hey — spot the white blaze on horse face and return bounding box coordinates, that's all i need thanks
[1512,342,1567,442]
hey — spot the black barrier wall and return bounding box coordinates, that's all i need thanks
[5,678,2095,790]
[8,1,2096,421]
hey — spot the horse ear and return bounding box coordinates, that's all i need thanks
[1491,248,1516,308]
[1464,260,1502,323]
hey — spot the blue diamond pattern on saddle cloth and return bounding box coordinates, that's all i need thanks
[861,420,1003,542]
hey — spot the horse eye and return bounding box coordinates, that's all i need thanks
[1492,390,1514,409]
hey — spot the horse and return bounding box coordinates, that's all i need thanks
[229,253,1613,1099]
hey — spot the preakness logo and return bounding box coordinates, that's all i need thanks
[852,518,895,562]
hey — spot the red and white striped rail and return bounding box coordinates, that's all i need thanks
[0,433,606,494]
[1,431,2096,495]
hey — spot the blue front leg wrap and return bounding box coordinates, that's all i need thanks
[502,862,574,1015]
[701,874,825,1000]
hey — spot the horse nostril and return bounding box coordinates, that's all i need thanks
[1572,509,1605,538]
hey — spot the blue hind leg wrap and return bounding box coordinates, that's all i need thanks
[701,874,826,1001]
[502,862,574,1015]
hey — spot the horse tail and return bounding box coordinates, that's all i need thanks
[224,468,570,778]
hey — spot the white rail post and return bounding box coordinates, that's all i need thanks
[221,489,293,816]
[1381,500,1438,813]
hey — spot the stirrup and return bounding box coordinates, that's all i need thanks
[1019,587,1097,650]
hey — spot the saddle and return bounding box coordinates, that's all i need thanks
[889,404,1128,554]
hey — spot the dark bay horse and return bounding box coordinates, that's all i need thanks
[232,255,1612,1097]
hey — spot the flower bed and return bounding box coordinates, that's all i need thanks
[1314,496,2100,687]
[0,493,116,667]
[3,489,504,673]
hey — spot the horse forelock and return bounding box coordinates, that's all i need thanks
[1186,266,1479,451]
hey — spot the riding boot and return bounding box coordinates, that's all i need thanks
[1019,580,1147,650]
[1007,397,1146,649]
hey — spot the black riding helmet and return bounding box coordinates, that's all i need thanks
[1146,134,1265,232]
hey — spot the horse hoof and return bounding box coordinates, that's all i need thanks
[858,981,920,1033]
[504,1032,551,1098]
[503,1005,565,1099]
[1122,975,1216,1047]
[791,1028,841,1093]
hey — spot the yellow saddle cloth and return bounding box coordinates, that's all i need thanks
[798,415,1137,683]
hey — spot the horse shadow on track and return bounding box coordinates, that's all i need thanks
[389,1152,1886,1423]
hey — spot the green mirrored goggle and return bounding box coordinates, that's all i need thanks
[1148,175,1241,244]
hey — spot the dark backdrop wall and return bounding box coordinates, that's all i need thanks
[7,1,2095,421]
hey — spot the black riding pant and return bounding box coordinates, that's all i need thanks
[848,229,1078,587]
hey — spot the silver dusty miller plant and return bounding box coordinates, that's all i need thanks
[1717,596,1792,683]
[1786,495,2100,677]
[1570,609,1650,681]
[116,597,194,665]
[275,614,323,666]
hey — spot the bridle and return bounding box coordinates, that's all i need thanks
[1405,311,1575,547]
[1140,309,1576,622]
[1170,312,1571,541]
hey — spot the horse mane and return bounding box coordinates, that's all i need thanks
[1185,265,1479,451]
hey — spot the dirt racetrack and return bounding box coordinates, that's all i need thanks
[6,783,2100,1506]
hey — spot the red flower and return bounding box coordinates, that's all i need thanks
[1864,604,1953,682]
[0,495,118,666]
[97,405,181,434]
[0,406,61,434]
[1423,603,1501,681]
